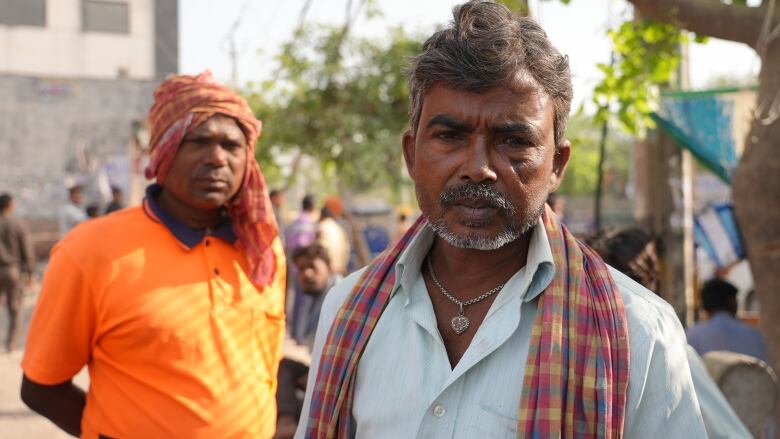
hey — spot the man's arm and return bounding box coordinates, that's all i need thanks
[21,243,96,436]
[20,375,86,437]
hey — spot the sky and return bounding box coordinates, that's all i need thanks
[180,0,761,108]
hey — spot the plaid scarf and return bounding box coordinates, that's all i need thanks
[304,204,629,438]
[145,71,278,287]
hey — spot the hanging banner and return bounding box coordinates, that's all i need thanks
[651,87,756,183]
[694,203,745,268]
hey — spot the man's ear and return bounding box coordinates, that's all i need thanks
[402,129,416,177]
[549,139,571,193]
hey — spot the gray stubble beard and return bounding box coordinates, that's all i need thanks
[426,183,545,250]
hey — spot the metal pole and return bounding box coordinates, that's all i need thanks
[679,40,696,326]
[594,119,609,232]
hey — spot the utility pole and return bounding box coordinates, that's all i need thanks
[224,1,250,88]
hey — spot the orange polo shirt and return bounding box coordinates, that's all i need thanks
[22,189,286,439]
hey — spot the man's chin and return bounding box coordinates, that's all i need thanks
[190,191,231,209]
[429,218,521,251]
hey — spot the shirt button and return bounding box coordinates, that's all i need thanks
[432,404,446,418]
[204,239,210,247]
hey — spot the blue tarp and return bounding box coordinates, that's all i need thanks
[650,87,754,183]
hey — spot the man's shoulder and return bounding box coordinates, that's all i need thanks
[319,267,368,322]
[607,266,683,338]
[58,206,152,253]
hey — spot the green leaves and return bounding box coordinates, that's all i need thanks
[593,19,691,136]
[495,0,531,15]
[557,113,631,196]
[244,25,422,193]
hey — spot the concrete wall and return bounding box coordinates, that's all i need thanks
[154,0,178,77]
[0,0,156,79]
[0,74,156,223]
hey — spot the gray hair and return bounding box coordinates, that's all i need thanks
[407,0,573,145]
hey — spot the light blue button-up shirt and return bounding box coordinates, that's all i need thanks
[295,220,707,438]
[687,311,770,362]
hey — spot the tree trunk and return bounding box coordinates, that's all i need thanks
[732,41,780,431]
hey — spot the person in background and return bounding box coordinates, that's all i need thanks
[390,208,413,246]
[270,189,286,244]
[0,193,35,353]
[85,204,100,219]
[104,186,125,214]
[285,194,319,341]
[20,71,286,438]
[590,227,752,439]
[324,196,369,274]
[285,194,317,253]
[316,206,351,276]
[59,185,86,236]
[276,243,340,439]
[687,278,770,362]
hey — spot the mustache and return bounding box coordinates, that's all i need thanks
[193,171,230,182]
[438,182,515,213]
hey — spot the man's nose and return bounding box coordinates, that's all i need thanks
[203,143,229,166]
[459,137,498,183]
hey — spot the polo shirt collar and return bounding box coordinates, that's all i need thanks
[143,184,236,249]
[393,216,556,305]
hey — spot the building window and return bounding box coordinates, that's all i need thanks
[82,0,130,34]
[0,0,46,27]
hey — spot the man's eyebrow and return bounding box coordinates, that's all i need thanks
[492,121,543,140]
[425,114,473,132]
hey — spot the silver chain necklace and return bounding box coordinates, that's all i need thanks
[426,257,506,335]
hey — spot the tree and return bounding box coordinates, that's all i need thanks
[556,113,631,198]
[245,25,421,196]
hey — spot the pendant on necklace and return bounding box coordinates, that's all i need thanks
[450,303,470,335]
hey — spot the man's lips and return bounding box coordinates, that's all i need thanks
[454,198,494,209]
[451,201,497,222]
[193,177,229,189]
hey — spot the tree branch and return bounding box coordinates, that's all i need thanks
[627,0,770,48]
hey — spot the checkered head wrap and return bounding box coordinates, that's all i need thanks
[145,71,278,287]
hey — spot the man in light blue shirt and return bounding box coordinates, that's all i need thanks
[687,278,770,362]
[295,1,707,437]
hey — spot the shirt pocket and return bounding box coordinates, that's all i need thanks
[469,404,518,438]
[252,308,285,382]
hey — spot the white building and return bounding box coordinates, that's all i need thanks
[0,0,178,244]
[0,0,177,79]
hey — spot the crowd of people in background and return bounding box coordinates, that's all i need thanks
[58,184,126,235]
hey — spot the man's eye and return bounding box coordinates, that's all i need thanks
[503,136,531,148]
[435,131,462,141]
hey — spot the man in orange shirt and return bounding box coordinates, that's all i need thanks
[20,72,286,438]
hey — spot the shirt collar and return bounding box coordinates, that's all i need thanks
[393,217,556,305]
[143,184,236,249]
